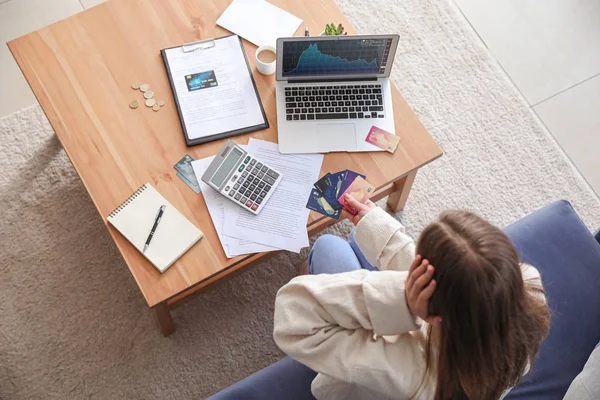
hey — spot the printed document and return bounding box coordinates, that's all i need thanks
[163,35,265,140]
[223,139,323,252]
[217,0,303,47]
[191,155,279,258]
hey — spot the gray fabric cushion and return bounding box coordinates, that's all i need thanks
[563,345,600,400]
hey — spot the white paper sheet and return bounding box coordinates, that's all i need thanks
[163,35,265,141]
[217,0,303,48]
[191,154,281,258]
[222,139,323,253]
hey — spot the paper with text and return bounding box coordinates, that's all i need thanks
[223,139,323,252]
[163,35,265,140]
[191,154,282,258]
[217,0,303,47]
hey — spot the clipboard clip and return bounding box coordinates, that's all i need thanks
[182,38,216,53]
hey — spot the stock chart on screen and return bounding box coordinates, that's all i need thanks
[281,38,393,77]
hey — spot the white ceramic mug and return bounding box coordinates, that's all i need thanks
[255,45,277,75]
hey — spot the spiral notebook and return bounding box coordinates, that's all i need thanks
[107,184,203,273]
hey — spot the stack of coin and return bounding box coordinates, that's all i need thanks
[129,81,166,112]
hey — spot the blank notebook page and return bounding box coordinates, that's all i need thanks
[107,184,203,273]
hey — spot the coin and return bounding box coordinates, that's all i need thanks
[145,98,156,107]
[139,83,150,92]
[129,100,139,109]
[152,104,160,112]
[131,82,141,90]
[158,100,165,107]
[144,90,154,99]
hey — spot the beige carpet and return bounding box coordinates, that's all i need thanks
[1,0,599,398]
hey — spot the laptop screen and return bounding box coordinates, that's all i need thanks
[278,35,398,80]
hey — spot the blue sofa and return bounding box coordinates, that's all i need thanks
[208,201,600,400]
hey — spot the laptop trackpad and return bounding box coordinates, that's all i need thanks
[317,124,356,151]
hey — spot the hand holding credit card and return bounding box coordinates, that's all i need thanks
[305,169,371,219]
[337,176,375,214]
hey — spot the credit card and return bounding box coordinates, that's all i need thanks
[365,126,400,153]
[337,176,375,214]
[326,171,347,198]
[313,173,331,194]
[174,154,200,187]
[306,189,341,219]
[177,171,201,194]
[314,173,342,210]
[340,170,366,195]
[185,70,218,92]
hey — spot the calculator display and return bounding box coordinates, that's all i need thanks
[210,147,244,187]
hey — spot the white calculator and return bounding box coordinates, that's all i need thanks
[201,140,282,215]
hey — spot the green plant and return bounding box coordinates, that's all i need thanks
[324,23,347,36]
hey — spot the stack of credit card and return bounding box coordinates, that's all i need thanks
[306,170,375,219]
[174,154,201,194]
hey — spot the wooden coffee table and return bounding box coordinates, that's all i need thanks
[9,0,442,336]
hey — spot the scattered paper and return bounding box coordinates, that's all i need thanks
[222,139,323,253]
[217,0,303,48]
[191,154,278,258]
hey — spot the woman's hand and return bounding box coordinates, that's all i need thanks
[405,255,442,325]
[341,194,376,225]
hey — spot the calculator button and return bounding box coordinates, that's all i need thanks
[246,165,252,172]
[234,193,241,200]
[238,188,246,195]
[238,178,245,185]
[250,159,256,165]
[253,177,260,184]
[264,175,275,185]
[242,171,248,178]
[256,197,263,204]
[229,191,235,197]
[260,165,268,173]
[238,164,245,172]
[244,156,251,164]
[266,169,280,179]
[234,183,240,190]
[251,203,259,211]
[225,186,230,191]
[260,190,267,197]
[265,184,272,192]
[240,197,247,204]
[249,184,256,191]
[243,181,250,187]
[256,162,263,169]
[250,194,257,201]
[251,169,258,176]
[231,175,238,182]
[257,172,264,179]
[258,181,265,188]
[245,199,253,207]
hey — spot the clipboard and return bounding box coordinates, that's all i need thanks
[161,35,269,147]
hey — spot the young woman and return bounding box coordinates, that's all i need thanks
[273,194,550,400]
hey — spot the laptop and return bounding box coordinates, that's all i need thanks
[275,34,400,154]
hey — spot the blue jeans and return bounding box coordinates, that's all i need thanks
[308,230,377,274]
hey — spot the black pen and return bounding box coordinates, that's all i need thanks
[143,205,166,253]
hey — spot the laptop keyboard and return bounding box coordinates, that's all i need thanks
[283,84,384,121]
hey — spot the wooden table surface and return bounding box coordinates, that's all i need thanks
[9,0,442,309]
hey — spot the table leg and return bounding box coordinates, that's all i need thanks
[387,170,417,212]
[153,302,175,336]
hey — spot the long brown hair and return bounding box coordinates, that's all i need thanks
[415,210,550,400]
